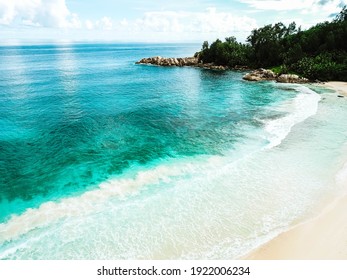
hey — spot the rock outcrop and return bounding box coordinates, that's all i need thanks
[137,58,310,83]
[136,56,229,70]
[276,74,309,83]
[242,68,276,81]
[136,56,199,67]
[243,69,310,83]
[200,63,229,70]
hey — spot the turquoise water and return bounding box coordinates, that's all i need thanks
[1,44,347,259]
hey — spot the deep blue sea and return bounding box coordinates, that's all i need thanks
[1,44,347,259]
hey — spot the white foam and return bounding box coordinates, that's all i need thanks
[264,86,321,149]
[0,156,226,243]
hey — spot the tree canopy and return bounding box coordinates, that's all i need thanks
[199,7,347,81]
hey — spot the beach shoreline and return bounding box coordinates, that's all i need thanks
[243,81,347,260]
[319,81,347,97]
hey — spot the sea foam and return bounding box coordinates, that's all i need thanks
[264,86,321,148]
[0,156,225,243]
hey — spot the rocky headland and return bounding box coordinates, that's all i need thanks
[243,68,310,84]
[136,56,310,83]
[242,68,310,83]
[136,56,235,70]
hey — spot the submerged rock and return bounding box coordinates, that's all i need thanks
[242,68,276,81]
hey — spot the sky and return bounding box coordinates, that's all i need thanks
[0,0,346,44]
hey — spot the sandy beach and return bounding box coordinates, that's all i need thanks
[245,195,347,259]
[320,81,347,97]
[245,81,347,260]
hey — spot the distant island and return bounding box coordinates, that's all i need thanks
[138,6,347,82]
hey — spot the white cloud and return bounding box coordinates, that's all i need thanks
[131,8,257,35]
[0,0,81,28]
[85,17,114,31]
[0,3,257,42]
[97,16,113,30]
[120,19,129,27]
[0,0,115,31]
[85,20,94,30]
[239,0,345,13]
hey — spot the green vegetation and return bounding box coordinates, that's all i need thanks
[199,7,347,81]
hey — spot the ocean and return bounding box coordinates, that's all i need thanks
[0,43,347,259]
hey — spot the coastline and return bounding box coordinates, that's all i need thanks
[244,195,347,259]
[244,81,347,260]
[319,81,347,97]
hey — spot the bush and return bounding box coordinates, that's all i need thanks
[293,52,347,81]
